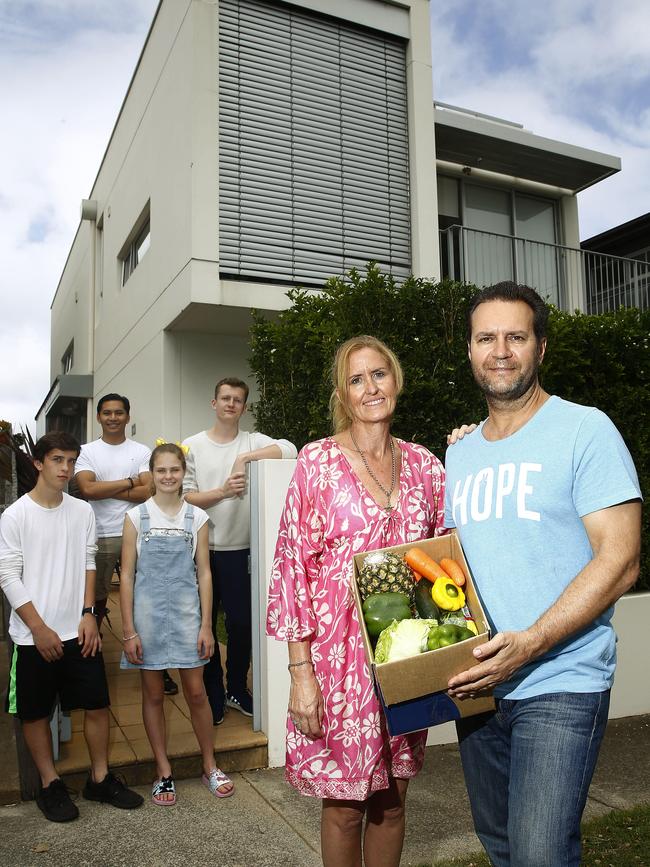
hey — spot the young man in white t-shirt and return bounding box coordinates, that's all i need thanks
[0,431,143,823]
[75,395,151,620]
[183,377,297,723]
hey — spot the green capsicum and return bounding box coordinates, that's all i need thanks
[431,576,466,611]
[427,623,475,650]
[362,592,412,639]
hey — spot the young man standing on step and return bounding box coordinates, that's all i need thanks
[0,431,143,822]
[183,377,297,724]
[74,394,175,696]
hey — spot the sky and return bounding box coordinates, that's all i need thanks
[1,0,649,432]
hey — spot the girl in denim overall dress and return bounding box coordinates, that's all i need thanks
[119,443,234,804]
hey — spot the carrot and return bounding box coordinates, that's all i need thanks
[440,557,466,587]
[404,548,451,584]
[411,569,424,583]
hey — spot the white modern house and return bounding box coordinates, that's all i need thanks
[35,0,648,768]
[37,0,626,445]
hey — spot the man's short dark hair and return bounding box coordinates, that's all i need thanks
[467,282,550,343]
[214,378,249,402]
[96,393,130,414]
[33,431,81,463]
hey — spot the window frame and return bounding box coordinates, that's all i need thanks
[119,202,151,286]
[61,340,74,375]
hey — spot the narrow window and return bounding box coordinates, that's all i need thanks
[120,203,150,285]
[61,340,74,375]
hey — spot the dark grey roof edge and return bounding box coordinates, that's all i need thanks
[434,106,621,174]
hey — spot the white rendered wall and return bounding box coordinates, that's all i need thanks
[610,593,650,718]
[86,330,257,445]
[253,459,297,767]
[559,195,585,310]
[86,332,166,446]
[176,332,259,440]
[405,0,438,279]
[50,222,93,378]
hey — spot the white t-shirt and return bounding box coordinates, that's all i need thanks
[0,493,97,645]
[75,438,151,537]
[126,499,209,557]
[182,429,297,550]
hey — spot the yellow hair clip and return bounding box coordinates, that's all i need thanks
[155,437,190,455]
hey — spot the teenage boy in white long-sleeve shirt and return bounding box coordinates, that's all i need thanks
[0,431,143,823]
[183,377,297,723]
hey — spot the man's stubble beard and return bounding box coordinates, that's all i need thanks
[473,359,541,404]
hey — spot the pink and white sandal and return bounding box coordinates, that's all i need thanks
[152,775,176,806]
[201,767,234,799]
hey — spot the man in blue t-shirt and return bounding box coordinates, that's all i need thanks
[444,281,642,867]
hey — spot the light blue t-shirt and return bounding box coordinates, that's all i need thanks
[444,396,641,699]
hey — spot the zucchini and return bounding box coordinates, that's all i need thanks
[414,578,440,621]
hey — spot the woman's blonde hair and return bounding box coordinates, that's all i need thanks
[149,442,187,497]
[329,335,404,434]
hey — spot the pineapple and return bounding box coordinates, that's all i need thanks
[357,551,415,603]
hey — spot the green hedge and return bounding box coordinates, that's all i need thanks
[249,266,648,591]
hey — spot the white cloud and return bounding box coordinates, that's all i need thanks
[429,0,650,237]
[0,0,158,432]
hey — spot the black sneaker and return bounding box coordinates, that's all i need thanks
[36,779,79,823]
[163,670,179,696]
[226,690,253,717]
[82,772,143,810]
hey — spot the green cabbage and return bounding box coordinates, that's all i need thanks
[374,618,437,663]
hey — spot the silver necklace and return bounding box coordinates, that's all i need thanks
[350,431,396,513]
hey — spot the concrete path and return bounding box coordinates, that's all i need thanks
[0,714,648,867]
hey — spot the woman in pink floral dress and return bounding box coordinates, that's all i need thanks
[267,335,446,867]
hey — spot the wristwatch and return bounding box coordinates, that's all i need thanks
[81,606,97,617]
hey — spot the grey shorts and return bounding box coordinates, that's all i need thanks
[95,536,122,599]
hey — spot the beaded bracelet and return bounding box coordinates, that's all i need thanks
[123,632,139,642]
[287,659,312,670]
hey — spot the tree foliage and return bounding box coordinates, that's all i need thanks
[249,266,648,591]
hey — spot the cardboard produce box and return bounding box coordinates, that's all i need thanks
[352,532,495,736]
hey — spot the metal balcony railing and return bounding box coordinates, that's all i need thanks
[439,225,650,314]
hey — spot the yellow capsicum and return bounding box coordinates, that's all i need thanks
[431,576,466,611]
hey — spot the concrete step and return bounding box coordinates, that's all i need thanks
[55,703,268,790]
[58,738,268,792]
[1,594,268,801]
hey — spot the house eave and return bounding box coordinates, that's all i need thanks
[434,105,620,194]
[35,375,94,422]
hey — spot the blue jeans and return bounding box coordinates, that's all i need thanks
[456,690,610,867]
